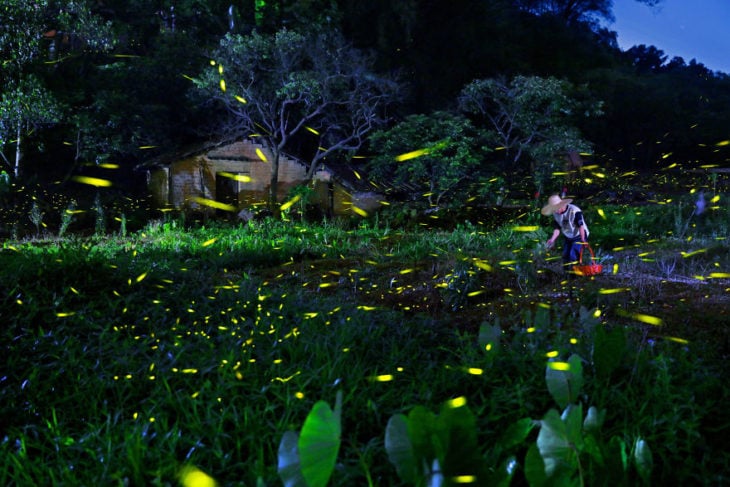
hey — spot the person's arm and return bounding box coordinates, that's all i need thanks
[546,228,561,248]
[575,211,587,242]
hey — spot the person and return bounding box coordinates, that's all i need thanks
[541,194,589,273]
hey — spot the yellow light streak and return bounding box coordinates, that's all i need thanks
[446,396,467,408]
[218,171,252,183]
[547,362,570,371]
[474,259,493,272]
[453,476,477,484]
[599,287,629,294]
[71,176,112,187]
[191,197,236,212]
[280,194,301,211]
[632,313,663,326]
[395,148,429,161]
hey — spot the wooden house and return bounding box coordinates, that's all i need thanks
[138,139,384,217]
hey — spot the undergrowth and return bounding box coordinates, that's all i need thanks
[1,211,729,485]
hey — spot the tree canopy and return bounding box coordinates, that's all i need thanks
[194,28,399,207]
[458,76,594,192]
[367,111,488,206]
[2,0,729,210]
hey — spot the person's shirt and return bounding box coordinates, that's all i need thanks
[553,204,589,239]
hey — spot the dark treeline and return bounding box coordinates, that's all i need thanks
[1,0,729,198]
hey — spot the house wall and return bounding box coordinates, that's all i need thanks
[146,140,383,216]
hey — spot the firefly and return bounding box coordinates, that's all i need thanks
[71,176,112,187]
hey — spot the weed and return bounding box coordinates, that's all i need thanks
[29,200,43,235]
[58,200,76,237]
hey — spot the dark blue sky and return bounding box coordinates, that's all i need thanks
[611,0,730,74]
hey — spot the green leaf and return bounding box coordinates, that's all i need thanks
[298,398,342,487]
[439,401,482,480]
[385,414,419,484]
[407,406,440,465]
[561,404,584,452]
[546,355,583,409]
[633,438,653,484]
[593,325,626,380]
[277,431,307,487]
[582,406,604,435]
[537,409,577,477]
[499,418,536,450]
[524,443,547,487]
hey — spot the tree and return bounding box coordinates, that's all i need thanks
[367,111,487,207]
[458,76,595,192]
[0,76,61,177]
[514,0,662,26]
[0,0,116,178]
[0,0,60,178]
[625,44,668,73]
[194,28,399,208]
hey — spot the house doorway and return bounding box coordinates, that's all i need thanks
[216,172,247,215]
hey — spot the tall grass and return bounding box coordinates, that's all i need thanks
[1,213,729,485]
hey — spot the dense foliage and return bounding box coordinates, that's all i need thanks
[1,0,728,195]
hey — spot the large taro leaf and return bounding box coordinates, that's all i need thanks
[277,431,307,487]
[406,405,440,468]
[560,404,584,453]
[298,392,342,487]
[385,413,419,484]
[546,354,583,409]
[439,401,483,480]
[537,409,578,477]
[524,443,547,487]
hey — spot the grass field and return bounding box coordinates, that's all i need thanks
[2,202,730,486]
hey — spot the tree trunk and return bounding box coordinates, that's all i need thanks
[13,121,22,178]
[269,151,280,212]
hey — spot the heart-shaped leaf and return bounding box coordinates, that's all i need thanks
[385,414,418,484]
[299,397,342,487]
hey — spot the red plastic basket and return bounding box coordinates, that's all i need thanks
[573,244,603,276]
